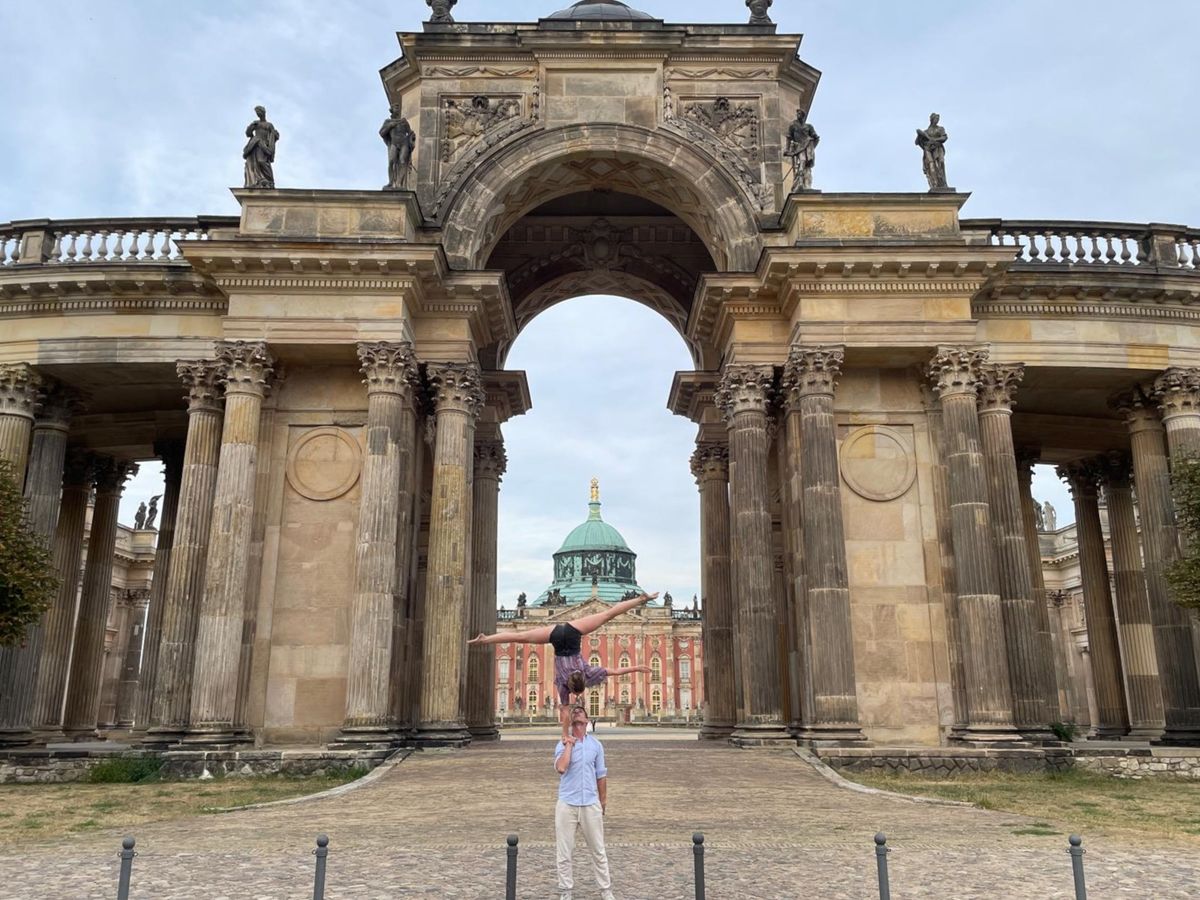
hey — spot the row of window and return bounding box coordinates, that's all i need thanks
[498,687,667,714]
[498,654,691,682]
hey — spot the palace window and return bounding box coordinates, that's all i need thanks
[679,656,691,682]
[619,653,631,682]
[651,688,662,714]
[527,687,538,710]
[589,690,601,717]
[589,653,601,669]
[650,654,662,682]
[499,689,508,712]
[527,654,539,682]
[620,687,630,705]
[499,658,510,681]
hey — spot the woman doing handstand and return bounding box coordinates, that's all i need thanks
[468,591,657,735]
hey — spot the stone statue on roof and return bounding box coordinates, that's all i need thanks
[915,112,950,191]
[517,592,527,608]
[784,108,819,192]
[1043,501,1057,531]
[134,502,147,530]
[426,0,456,23]
[243,106,279,189]
[747,0,773,24]
[381,104,417,190]
[145,494,160,529]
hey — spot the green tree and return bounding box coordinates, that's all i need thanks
[0,458,58,645]
[1167,452,1200,609]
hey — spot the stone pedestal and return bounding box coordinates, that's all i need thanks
[185,342,273,748]
[466,437,505,741]
[414,363,483,748]
[927,348,1019,744]
[61,457,137,740]
[716,365,791,746]
[783,346,865,744]
[1060,460,1129,737]
[692,443,736,740]
[338,342,418,746]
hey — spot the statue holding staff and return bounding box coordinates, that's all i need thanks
[243,105,280,189]
[784,108,819,192]
[381,103,417,190]
[915,112,950,191]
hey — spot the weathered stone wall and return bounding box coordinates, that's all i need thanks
[818,746,1200,778]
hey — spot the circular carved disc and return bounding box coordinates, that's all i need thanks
[839,425,916,502]
[285,427,362,501]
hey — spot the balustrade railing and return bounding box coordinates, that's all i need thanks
[961,219,1200,270]
[0,217,238,267]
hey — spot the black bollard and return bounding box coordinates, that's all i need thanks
[312,834,329,900]
[116,836,136,900]
[874,832,891,900]
[505,834,519,900]
[1067,834,1087,900]
[693,832,706,900]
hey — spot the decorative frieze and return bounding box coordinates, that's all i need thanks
[715,365,774,421]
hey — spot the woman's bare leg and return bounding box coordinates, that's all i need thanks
[467,624,553,646]
[607,666,651,677]
[570,592,659,636]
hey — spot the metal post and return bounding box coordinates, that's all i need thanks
[116,836,136,900]
[693,832,706,900]
[1068,834,1087,900]
[505,834,518,900]
[874,832,891,900]
[312,834,329,900]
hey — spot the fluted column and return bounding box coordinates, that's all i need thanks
[1102,452,1165,737]
[716,364,789,745]
[927,347,1018,742]
[186,342,273,746]
[391,402,424,727]
[1114,389,1200,743]
[415,362,484,747]
[31,451,94,737]
[1060,460,1129,736]
[782,346,864,743]
[0,384,81,745]
[466,437,505,741]
[145,363,224,743]
[115,591,150,727]
[977,364,1056,738]
[0,362,40,484]
[338,342,419,744]
[62,457,138,739]
[692,442,736,739]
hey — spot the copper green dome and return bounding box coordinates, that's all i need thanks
[547,0,656,21]
[557,497,631,553]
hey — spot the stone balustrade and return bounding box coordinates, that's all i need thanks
[961,219,1200,269]
[0,217,238,267]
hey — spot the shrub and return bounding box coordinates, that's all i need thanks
[0,458,59,646]
[1049,721,1078,743]
[87,758,164,784]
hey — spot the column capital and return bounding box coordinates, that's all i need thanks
[92,456,138,495]
[427,362,485,417]
[474,438,507,480]
[1153,367,1200,420]
[690,442,729,483]
[214,341,275,398]
[176,360,224,413]
[1109,386,1162,433]
[1058,458,1104,498]
[34,381,86,430]
[927,345,989,399]
[1014,447,1040,486]
[715,364,774,421]
[1100,450,1134,487]
[62,447,98,487]
[781,345,844,407]
[153,438,187,479]
[0,362,42,420]
[977,363,1025,414]
[357,341,419,397]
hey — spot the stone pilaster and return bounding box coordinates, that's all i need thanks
[466,436,506,741]
[30,450,95,738]
[61,456,138,739]
[977,364,1057,738]
[415,362,484,747]
[185,342,273,747]
[926,347,1019,742]
[132,441,184,734]
[716,364,790,745]
[146,362,224,743]
[692,442,736,739]
[0,384,81,745]
[1102,452,1166,737]
[782,345,865,743]
[115,591,151,727]
[0,362,40,484]
[1114,389,1200,743]
[339,342,419,745]
[1060,459,1129,737]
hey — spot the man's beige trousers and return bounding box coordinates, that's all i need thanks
[555,800,613,894]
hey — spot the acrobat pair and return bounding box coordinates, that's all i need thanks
[468,591,658,735]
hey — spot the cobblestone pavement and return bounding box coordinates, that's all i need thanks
[5,738,1198,899]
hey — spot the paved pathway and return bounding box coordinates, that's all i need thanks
[5,738,1197,899]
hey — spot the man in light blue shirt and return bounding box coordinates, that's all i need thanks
[553,705,614,900]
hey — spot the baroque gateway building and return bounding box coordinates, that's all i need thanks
[2,0,1200,753]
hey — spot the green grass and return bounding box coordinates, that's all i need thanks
[86,758,164,784]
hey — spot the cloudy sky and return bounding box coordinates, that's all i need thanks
[4,0,1197,602]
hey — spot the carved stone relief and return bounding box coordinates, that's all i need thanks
[662,87,769,209]
[680,96,760,163]
[434,94,536,214]
[839,424,916,502]
[285,426,363,501]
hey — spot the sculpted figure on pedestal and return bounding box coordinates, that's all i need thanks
[380,104,417,190]
[915,113,950,191]
[1034,501,1045,531]
[784,108,819,192]
[134,502,147,530]
[145,494,160,530]
[747,0,773,25]
[426,0,456,23]
[243,106,279,189]
[1043,500,1057,531]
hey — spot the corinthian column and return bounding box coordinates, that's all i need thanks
[1102,452,1165,737]
[62,456,138,739]
[926,347,1018,742]
[339,342,419,745]
[782,346,864,743]
[186,342,273,747]
[0,363,40,483]
[977,364,1056,738]
[466,437,506,741]
[1060,460,1129,736]
[415,362,484,747]
[145,362,224,744]
[31,450,95,738]
[692,442,736,739]
[1113,389,1200,743]
[115,591,150,727]
[716,364,789,745]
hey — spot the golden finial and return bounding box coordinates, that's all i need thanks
[590,477,600,502]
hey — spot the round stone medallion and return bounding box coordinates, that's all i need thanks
[285,427,362,501]
[839,425,916,502]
